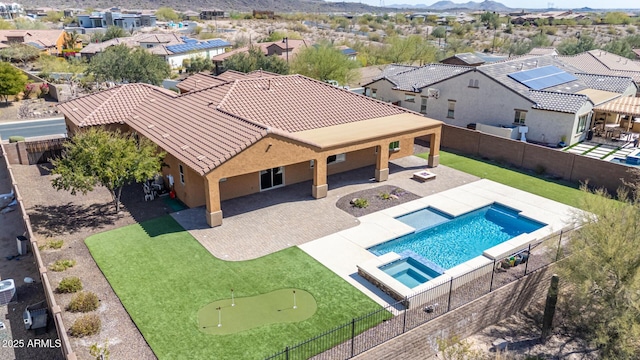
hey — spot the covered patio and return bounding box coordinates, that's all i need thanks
[593,96,640,140]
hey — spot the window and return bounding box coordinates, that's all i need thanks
[514,110,527,124]
[389,141,400,151]
[371,89,377,99]
[179,164,185,184]
[577,113,589,133]
[404,93,415,103]
[447,100,456,118]
[327,153,346,165]
[420,97,428,114]
[468,79,479,88]
[260,167,284,190]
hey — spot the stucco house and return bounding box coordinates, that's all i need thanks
[0,29,66,55]
[80,33,230,69]
[57,72,442,227]
[211,39,309,74]
[364,55,637,146]
[558,49,640,89]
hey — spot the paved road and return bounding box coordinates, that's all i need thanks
[0,117,66,140]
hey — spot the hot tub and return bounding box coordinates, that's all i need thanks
[0,279,16,306]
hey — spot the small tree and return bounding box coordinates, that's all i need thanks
[103,26,129,41]
[0,61,28,104]
[0,43,41,64]
[224,47,289,75]
[51,128,166,213]
[558,178,640,359]
[290,42,359,84]
[155,7,180,22]
[87,44,170,85]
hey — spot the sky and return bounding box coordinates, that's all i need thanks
[328,0,639,10]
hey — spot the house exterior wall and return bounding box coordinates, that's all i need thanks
[166,48,227,69]
[161,152,206,208]
[368,71,594,146]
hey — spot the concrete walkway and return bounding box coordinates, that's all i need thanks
[172,156,479,261]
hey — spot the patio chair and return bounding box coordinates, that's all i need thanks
[143,183,155,201]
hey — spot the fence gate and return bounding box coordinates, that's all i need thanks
[26,138,66,164]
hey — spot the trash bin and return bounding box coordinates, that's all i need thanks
[17,235,28,255]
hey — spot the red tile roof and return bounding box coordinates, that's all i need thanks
[58,73,415,175]
[176,73,227,92]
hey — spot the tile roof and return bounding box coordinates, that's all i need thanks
[0,29,64,49]
[58,73,414,175]
[372,64,418,82]
[445,52,484,65]
[217,75,407,132]
[80,37,138,55]
[529,91,589,113]
[176,73,227,92]
[211,39,309,62]
[528,47,558,56]
[575,73,635,94]
[558,50,640,83]
[375,63,472,91]
[165,38,230,54]
[79,34,229,57]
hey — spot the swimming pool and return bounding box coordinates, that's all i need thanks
[380,257,442,288]
[368,204,546,269]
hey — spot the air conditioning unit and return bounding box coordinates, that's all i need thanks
[427,88,440,99]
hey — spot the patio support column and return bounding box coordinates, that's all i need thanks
[204,176,223,227]
[428,130,441,167]
[312,158,327,199]
[375,144,389,182]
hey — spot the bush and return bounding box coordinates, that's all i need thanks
[379,192,392,200]
[39,239,63,250]
[57,277,82,293]
[69,314,101,337]
[49,259,76,272]
[9,136,25,143]
[352,198,369,208]
[67,291,99,312]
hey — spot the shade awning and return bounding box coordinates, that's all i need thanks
[594,96,640,117]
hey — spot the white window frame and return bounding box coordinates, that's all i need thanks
[404,93,415,103]
[576,113,589,133]
[371,88,377,99]
[389,141,400,151]
[327,153,346,165]
[259,167,285,191]
[420,96,427,114]
[514,109,527,125]
[447,100,456,118]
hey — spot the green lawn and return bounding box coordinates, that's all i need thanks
[422,151,591,209]
[85,216,385,359]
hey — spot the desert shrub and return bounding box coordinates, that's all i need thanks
[390,188,407,197]
[49,259,76,272]
[379,192,392,200]
[352,198,369,208]
[69,314,101,337]
[40,239,63,250]
[67,291,99,312]
[57,277,82,293]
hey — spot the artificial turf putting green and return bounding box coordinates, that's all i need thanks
[198,288,317,335]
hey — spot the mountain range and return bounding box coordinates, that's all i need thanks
[390,1,513,12]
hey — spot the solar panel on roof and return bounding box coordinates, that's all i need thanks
[508,65,578,90]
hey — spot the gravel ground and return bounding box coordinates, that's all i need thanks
[335,185,422,217]
[10,163,176,360]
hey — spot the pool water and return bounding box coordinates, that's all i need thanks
[369,204,545,270]
[379,257,442,288]
[610,158,640,167]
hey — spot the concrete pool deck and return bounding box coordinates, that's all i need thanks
[298,179,581,307]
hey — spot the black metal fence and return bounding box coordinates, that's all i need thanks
[265,230,573,360]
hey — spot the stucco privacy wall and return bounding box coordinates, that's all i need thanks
[354,267,556,360]
[441,124,630,193]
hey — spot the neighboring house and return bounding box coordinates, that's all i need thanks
[77,10,156,30]
[558,49,640,88]
[174,69,278,93]
[528,47,558,56]
[440,52,485,67]
[57,72,442,227]
[337,45,358,61]
[80,33,230,69]
[199,10,226,20]
[0,2,23,19]
[364,55,637,146]
[211,39,309,74]
[0,29,66,55]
